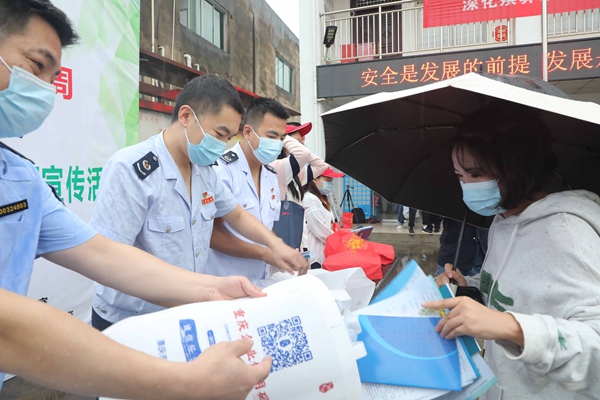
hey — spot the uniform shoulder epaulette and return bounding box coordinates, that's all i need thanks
[0,141,34,164]
[220,150,238,164]
[264,164,277,174]
[132,151,159,180]
[0,141,64,204]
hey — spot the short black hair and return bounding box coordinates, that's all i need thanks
[243,97,290,128]
[0,0,78,47]
[453,102,558,210]
[171,74,245,123]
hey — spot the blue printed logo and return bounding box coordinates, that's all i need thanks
[157,339,167,359]
[179,319,201,361]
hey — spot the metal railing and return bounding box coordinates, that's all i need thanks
[321,1,600,64]
[548,8,600,38]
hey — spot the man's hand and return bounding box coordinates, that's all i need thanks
[422,297,524,346]
[268,239,308,275]
[434,263,467,287]
[185,340,272,400]
[223,206,307,277]
[207,276,267,301]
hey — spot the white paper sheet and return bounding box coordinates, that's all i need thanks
[101,275,362,400]
[355,264,445,318]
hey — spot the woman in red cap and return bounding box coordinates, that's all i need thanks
[270,121,329,203]
[268,122,329,273]
[302,167,345,268]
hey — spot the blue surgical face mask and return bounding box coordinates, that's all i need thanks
[184,108,227,166]
[460,179,506,216]
[248,127,283,165]
[318,180,333,196]
[0,56,56,138]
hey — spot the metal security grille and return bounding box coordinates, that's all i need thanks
[340,176,373,218]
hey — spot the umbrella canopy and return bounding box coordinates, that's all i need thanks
[322,73,600,227]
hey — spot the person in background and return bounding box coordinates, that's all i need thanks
[435,218,488,277]
[421,211,442,234]
[0,1,269,398]
[206,98,308,281]
[90,79,307,331]
[271,121,328,204]
[405,207,418,235]
[396,204,406,229]
[269,122,328,258]
[427,104,600,399]
[303,167,345,268]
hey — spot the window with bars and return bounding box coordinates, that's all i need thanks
[180,0,226,50]
[275,55,294,93]
[416,7,489,50]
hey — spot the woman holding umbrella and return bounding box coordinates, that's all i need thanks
[426,104,600,400]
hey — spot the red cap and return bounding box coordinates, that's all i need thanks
[286,121,312,137]
[320,167,345,178]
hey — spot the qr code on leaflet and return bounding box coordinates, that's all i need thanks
[257,316,312,372]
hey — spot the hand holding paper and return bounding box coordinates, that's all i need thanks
[206,275,267,300]
[423,297,524,346]
[101,275,363,400]
[187,339,272,400]
[434,264,467,288]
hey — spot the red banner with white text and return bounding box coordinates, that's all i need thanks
[424,0,598,28]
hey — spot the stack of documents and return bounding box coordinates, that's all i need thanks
[355,260,497,400]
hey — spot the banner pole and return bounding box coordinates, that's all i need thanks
[541,0,548,81]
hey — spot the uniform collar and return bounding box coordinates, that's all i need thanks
[231,142,251,175]
[155,130,187,180]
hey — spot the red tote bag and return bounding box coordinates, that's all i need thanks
[322,249,383,281]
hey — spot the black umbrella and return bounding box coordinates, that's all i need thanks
[322,73,600,227]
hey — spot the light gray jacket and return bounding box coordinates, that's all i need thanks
[466,190,600,400]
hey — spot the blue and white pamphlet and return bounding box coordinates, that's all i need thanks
[357,314,461,390]
[356,260,497,400]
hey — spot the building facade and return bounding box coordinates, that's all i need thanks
[139,0,300,139]
[300,0,600,221]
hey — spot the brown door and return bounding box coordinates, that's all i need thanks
[351,0,402,57]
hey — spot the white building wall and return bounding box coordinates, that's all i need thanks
[300,0,327,159]
[514,16,542,45]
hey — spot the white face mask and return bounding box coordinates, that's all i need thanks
[318,180,333,196]
[0,56,56,138]
[184,108,227,166]
[460,179,506,216]
[248,127,283,164]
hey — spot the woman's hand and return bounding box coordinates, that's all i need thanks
[434,263,467,287]
[422,297,524,346]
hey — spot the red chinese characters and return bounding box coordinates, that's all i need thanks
[54,66,72,100]
[232,308,270,399]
